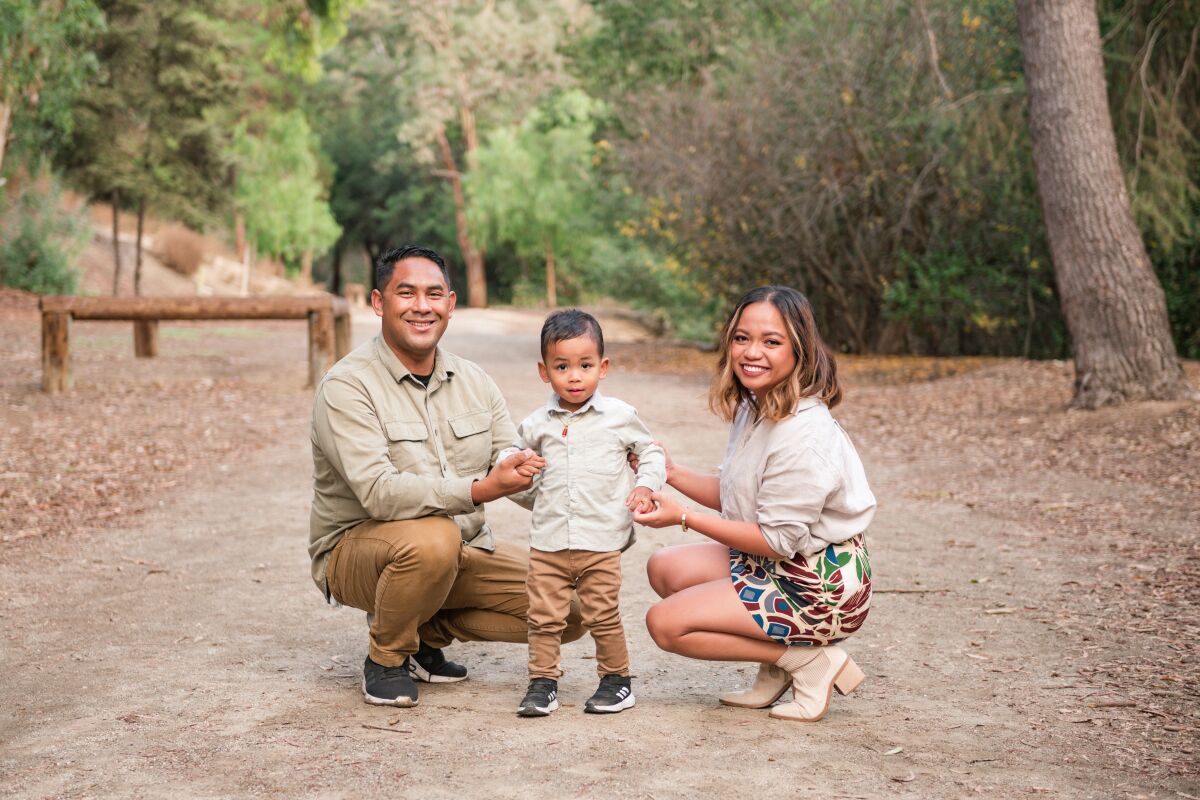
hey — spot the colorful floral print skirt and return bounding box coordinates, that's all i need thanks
[729,533,872,646]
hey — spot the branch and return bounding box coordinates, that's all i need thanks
[916,0,952,100]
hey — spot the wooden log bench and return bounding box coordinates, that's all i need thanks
[39,295,353,393]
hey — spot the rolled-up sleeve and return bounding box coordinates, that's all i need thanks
[756,445,840,558]
[313,378,478,520]
[622,412,666,492]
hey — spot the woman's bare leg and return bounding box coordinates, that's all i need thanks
[645,578,785,664]
[646,542,730,598]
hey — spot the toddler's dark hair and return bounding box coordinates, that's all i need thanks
[540,308,604,360]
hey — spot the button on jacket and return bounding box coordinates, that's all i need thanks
[720,397,876,559]
[506,391,666,552]
[309,335,517,596]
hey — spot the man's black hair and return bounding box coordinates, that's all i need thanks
[375,246,450,290]
[540,308,605,360]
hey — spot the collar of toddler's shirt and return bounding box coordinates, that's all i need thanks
[547,389,607,416]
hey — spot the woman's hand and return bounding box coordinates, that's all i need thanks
[632,491,686,529]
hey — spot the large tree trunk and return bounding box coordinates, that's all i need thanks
[544,236,557,308]
[0,100,11,179]
[1017,0,1193,408]
[111,191,123,297]
[134,199,146,296]
[435,125,486,308]
[329,238,343,296]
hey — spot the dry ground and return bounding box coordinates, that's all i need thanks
[1,291,1197,799]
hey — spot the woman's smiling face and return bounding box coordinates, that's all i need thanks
[728,301,797,397]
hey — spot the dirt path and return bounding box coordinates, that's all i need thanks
[1,309,1196,799]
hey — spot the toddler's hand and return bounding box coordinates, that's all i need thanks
[626,486,654,513]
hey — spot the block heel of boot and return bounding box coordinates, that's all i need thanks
[833,656,864,696]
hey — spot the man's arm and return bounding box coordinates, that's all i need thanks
[313,378,477,520]
[469,375,543,504]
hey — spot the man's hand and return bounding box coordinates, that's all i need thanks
[471,448,545,504]
[626,486,654,513]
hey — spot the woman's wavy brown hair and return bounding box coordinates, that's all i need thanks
[708,286,842,422]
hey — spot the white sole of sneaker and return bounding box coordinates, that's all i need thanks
[517,698,559,717]
[362,678,418,708]
[584,694,636,714]
[409,663,467,684]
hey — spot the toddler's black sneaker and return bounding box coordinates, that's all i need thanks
[584,674,635,714]
[517,678,559,717]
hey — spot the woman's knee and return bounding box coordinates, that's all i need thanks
[646,551,675,598]
[645,602,683,652]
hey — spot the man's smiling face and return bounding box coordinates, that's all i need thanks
[371,257,456,373]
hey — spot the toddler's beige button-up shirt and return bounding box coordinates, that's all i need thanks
[505,392,666,552]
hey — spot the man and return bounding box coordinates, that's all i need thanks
[309,245,583,708]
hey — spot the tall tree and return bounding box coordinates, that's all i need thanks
[0,0,103,178]
[1017,0,1194,407]
[469,90,606,307]
[61,0,232,295]
[388,0,591,307]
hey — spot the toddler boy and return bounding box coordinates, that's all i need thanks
[506,309,666,716]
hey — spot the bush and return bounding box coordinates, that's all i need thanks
[0,176,89,295]
[153,222,207,276]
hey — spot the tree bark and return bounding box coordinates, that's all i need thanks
[111,191,123,297]
[435,125,486,307]
[329,238,343,296]
[0,100,11,179]
[234,212,246,263]
[134,199,146,296]
[300,249,313,285]
[1017,0,1193,408]
[545,236,557,308]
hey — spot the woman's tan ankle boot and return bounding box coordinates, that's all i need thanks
[769,645,864,722]
[718,663,792,708]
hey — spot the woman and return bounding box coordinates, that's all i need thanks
[633,286,876,722]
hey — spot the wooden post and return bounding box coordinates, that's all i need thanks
[334,309,351,360]
[42,311,71,394]
[308,308,334,388]
[133,320,159,358]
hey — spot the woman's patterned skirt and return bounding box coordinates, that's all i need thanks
[729,533,872,645]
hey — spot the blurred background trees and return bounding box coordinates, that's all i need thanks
[2,0,1197,376]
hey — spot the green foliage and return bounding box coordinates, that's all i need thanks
[0,0,105,173]
[0,175,88,294]
[256,0,365,81]
[231,110,341,265]
[307,13,455,281]
[468,90,606,298]
[59,0,233,227]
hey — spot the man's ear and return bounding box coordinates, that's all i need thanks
[370,289,383,317]
[447,290,457,317]
[537,362,551,384]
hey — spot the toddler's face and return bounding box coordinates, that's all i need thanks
[538,335,609,412]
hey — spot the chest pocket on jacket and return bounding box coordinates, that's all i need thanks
[384,420,430,473]
[449,411,492,474]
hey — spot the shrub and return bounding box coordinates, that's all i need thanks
[153,223,207,276]
[0,176,89,295]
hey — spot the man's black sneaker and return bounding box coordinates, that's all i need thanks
[409,642,468,683]
[362,656,419,707]
[517,678,559,717]
[584,674,635,714]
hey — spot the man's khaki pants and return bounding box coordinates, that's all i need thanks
[325,516,584,668]
[527,548,630,680]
